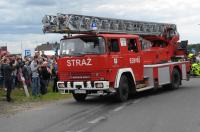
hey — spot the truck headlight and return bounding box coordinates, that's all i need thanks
[87,81,91,88]
[95,83,104,88]
[67,82,71,88]
[58,83,65,88]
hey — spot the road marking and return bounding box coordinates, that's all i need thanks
[88,116,107,124]
[77,127,89,132]
[113,99,142,112]
[65,127,89,132]
[133,99,141,104]
[30,107,45,111]
[113,105,126,112]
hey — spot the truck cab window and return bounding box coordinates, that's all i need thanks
[128,39,138,52]
[140,38,152,50]
[108,39,120,52]
[152,40,167,48]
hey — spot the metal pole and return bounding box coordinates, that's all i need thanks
[21,41,23,57]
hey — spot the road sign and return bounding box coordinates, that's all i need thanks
[25,49,31,57]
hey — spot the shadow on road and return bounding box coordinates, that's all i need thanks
[66,85,189,106]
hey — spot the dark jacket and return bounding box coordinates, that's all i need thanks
[39,66,50,80]
[3,64,13,80]
[1,63,6,77]
[22,65,31,81]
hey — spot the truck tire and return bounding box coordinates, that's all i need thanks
[116,75,129,102]
[171,68,181,89]
[73,93,87,102]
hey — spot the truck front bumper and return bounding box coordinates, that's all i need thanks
[57,81,116,95]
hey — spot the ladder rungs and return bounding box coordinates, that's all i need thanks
[42,14,177,37]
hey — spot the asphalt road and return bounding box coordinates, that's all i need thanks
[0,78,200,132]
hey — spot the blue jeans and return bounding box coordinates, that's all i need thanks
[32,77,40,96]
[40,79,48,95]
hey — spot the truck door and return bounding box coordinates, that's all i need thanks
[107,38,121,67]
[124,38,144,81]
[106,38,123,82]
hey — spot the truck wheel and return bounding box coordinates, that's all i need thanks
[171,68,181,89]
[73,94,87,102]
[116,75,129,102]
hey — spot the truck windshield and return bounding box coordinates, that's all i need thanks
[60,36,106,56]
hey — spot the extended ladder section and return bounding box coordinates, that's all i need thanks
[42,13,178,37]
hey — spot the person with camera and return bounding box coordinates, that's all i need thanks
[30,56,40,96]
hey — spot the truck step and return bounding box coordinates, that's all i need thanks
[136,86,154,92]
[136,84,147,89]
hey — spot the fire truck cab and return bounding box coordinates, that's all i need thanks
[42,14,190,102]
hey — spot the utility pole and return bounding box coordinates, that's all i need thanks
[21,41,23,55]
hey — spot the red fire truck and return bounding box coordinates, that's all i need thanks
[42,14,190,102]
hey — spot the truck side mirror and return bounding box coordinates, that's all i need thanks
[178,40,188,50]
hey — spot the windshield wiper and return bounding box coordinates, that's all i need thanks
[61,52,85,57]
[72,52,84,55]
[70,52,85,56]
[84,51,100,54]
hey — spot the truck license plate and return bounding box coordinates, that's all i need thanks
[75,90,86,94]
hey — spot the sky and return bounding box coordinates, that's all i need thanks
[0,0,200,53]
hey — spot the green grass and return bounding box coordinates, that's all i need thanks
[0,82,72,103]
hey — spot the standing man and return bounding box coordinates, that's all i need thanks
[3,58,14,102]
[39,61,50,95]
[30,56,40,96]
[52,59,58,92]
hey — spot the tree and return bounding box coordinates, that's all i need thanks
[188,43,200,53]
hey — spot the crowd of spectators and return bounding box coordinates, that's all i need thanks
[188,52,200,76]
[0,53,58,102]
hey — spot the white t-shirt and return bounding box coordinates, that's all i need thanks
[196,56,200,62]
